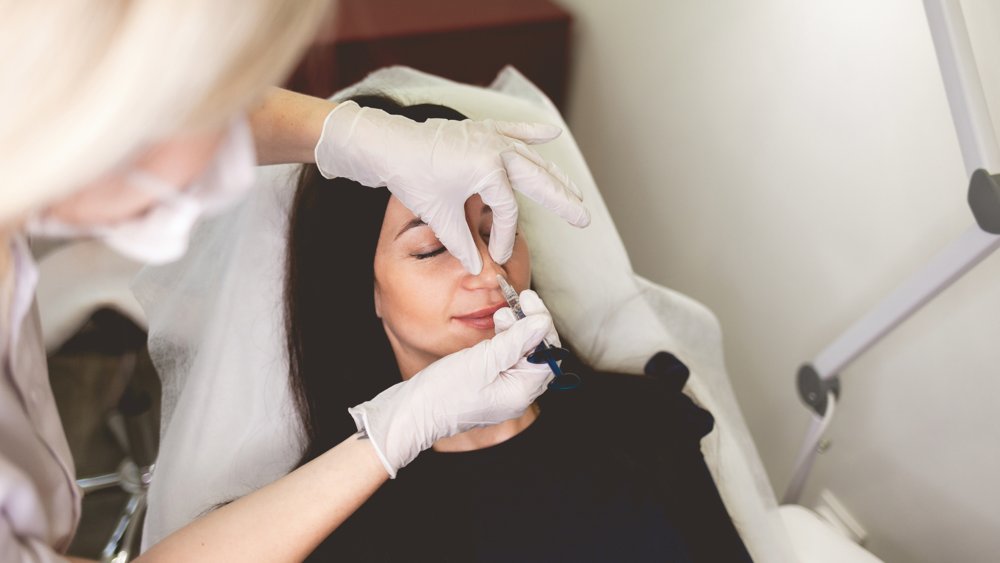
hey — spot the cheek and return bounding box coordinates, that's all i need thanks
[506,237,532,292]
[374,255,461,354]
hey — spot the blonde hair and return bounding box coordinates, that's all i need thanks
[0,0,331,225]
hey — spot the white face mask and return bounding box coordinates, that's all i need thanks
[27,117,257,265]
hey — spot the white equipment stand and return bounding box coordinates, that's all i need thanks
[783,0,1000,503]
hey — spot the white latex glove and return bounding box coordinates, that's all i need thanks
[314,100,591,274]
[492,289,560,346]
[493,289,563,383]
[348,308,556,478]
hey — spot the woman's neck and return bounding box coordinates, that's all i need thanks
[395,348,541,453]
[431,402,539,453]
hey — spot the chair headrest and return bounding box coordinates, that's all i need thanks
[334,66,679,373]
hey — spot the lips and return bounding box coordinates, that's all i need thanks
[453,303,506,330]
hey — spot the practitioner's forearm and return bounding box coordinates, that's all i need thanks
[138,433,388,562]
[249,87,337,166]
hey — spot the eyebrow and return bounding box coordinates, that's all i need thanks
[394,218,428,240]
[393,206,493,240]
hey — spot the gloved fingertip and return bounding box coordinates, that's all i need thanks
[493,307,517,332]
[572,204,592,227]
[495,121,562,144]
[528,123,563,143]
[554,199,591,228]
[517,290,545,313]
[435,216,483,275]
[463,255,484,275]
[482,207,516,266]
[488,240,513,266]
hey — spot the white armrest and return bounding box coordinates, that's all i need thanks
[779,505,883,563]
[632,274,725,371]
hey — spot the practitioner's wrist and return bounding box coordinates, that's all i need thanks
[250,87,337,166]
[343,428,392,479]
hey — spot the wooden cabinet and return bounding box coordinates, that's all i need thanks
[286,0,572,109]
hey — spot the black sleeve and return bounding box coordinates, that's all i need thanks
[563,351,754,563]
[643,351,754,563]
[655,426,753,562]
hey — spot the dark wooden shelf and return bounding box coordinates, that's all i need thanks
[286,0,572,109]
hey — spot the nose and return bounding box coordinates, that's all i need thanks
[463,240,506,291]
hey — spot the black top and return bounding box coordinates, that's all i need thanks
[309,352,752,562]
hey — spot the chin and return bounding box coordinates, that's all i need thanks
[448,329,494,353]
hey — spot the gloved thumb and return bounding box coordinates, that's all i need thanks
[510,290,562,348]
[493,121,563,144]
[493,289,551,332]
[515,289,548,315]
[494,307,518,333]
[488,314,552,370]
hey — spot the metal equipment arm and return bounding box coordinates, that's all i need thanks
[784,0,1000,504]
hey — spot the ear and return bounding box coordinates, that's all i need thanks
[373,281,383,319]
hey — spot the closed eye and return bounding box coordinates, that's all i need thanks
[412,246,447,260]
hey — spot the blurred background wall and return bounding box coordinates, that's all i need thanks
[557,1,1000,561]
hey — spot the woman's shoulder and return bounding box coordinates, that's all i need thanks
[544,351,716,445]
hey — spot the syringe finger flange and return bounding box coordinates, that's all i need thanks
[527,344,570,364]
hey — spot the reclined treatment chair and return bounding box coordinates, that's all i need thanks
[134,66,880,562]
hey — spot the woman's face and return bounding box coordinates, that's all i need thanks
[374,194,531,378]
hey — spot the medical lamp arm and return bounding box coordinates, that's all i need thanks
[783,0,1000,503]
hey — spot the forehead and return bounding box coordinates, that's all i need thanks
[382,195,492,231]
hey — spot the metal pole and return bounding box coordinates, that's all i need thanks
[783,0,1000,503]
[924,0,1000,177]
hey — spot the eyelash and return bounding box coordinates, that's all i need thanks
[413,247,447,260]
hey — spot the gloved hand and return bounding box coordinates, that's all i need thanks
[348,296,557,478]
[492,288,563,382]
[492,289,560,346]
[314,100,591,274]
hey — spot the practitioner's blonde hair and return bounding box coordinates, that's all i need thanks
[0,0,331,224]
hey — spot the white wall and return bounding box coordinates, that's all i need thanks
[558,0,1000,561]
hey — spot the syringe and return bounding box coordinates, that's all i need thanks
[496,275,579,390]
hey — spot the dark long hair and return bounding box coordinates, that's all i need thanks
[284,95,470,466]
